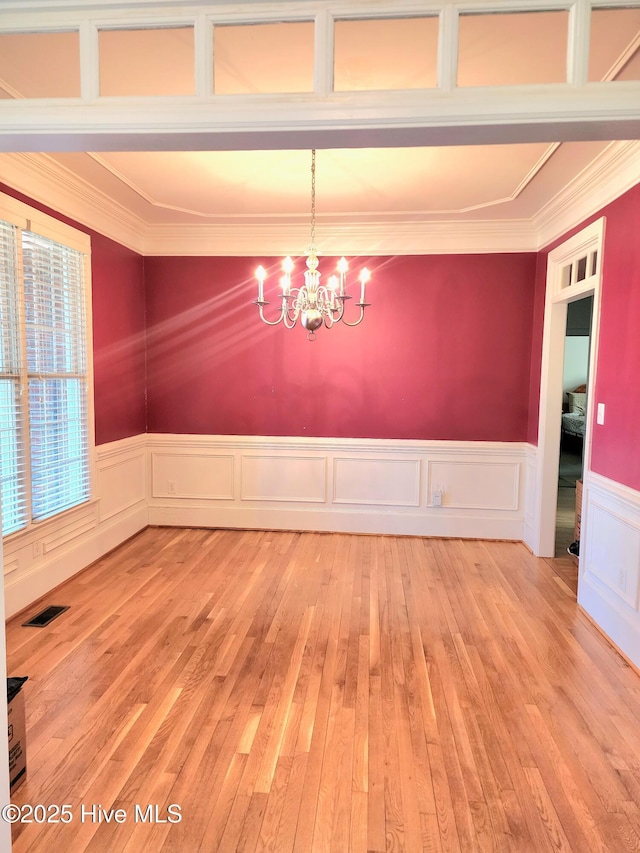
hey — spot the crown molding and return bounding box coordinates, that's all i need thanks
[140,219,538,256]
[0,152,147,253]
[533,140,640,250]
[0,152,539,254]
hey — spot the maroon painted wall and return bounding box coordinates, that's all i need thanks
[145,253,537,441]
[593,186,640,490]
[91,235,146,445]
[0,184,146,446]
[531,182,640,491]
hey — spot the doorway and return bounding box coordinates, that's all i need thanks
[555,295,593,558]
[532,218,604,570]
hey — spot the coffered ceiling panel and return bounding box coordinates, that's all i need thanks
[45,138,615,230]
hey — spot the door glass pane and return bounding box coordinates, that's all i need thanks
[0,31,80,98]
[334,17,438,91]
[590,7,640,82]
[214,22,314,94]
[576,256,587,282]
[99,27,195,96]
[458,11,569,86]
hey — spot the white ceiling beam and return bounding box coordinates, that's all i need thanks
[0,85,639,151]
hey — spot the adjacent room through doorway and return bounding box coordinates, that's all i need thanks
[555,296,593,563]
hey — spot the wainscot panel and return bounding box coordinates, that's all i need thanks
[333,458,421,507]
[100,450,147,521]
[427,460,520,510]
[241,455,326,503]
[3,435,148,618]
[579,472,640,670]
[152,452,234,500]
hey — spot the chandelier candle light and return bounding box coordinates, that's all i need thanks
[254,150,371,340]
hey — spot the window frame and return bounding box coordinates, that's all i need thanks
[0,190,96,541]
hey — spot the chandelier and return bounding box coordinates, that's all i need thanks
[254,150,371,340]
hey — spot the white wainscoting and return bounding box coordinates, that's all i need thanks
[3,434,148,619]
[147,435,533,541]
[579,472,640,670]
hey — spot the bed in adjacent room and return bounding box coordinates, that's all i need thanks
[562,390,586,444]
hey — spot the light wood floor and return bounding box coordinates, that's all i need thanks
[7,528,640,852]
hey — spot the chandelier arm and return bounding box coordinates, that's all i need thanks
[283,310,298,328]
[286,290,305,326]
[317,286,339,326]
[323,300,343,327]
[339,304,369,327]
[255,300,288,326]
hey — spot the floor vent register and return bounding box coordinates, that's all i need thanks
[22,605,70,628]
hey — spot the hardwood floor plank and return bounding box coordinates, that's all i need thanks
[522,766,575,852]
[253,606,314,794]
[272,751,308,853]
[7,527,639,852]
[366,674,387,853]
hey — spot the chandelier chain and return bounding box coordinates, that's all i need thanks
[310,149,316,247]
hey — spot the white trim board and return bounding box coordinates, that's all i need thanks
[529,217,604,557]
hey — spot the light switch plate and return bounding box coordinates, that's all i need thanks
[597,403,605,425]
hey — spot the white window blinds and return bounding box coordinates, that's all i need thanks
[0,216,91,536]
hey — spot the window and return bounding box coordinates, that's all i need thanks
[0,197,92,537]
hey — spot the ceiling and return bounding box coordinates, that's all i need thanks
[0,7,639,251]
[38,141,616,225]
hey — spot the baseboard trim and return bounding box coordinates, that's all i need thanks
[148,503,525,540]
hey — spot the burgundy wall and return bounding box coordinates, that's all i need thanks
[0,184,146,446]
[534,182,640,491]
[145,253,537,441]
[91,235,146,445]
[593,185,640,490]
